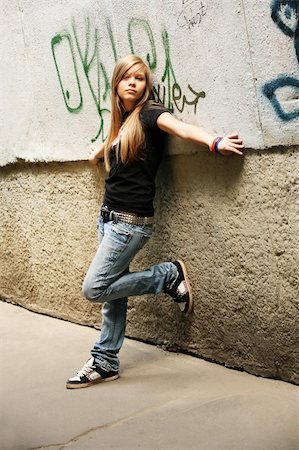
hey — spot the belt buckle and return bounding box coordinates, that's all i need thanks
[101,205,110,222]
[111,211,118,223]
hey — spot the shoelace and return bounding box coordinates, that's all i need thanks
[77,359,95,377]
[167,279,188,300]
[165,273,178,294]
[176,281,188,298]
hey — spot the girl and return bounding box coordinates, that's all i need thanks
[66,54,244,389]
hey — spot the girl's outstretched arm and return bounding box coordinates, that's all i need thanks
[157,112,244,156]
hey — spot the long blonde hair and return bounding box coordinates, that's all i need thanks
[103,55,153,171]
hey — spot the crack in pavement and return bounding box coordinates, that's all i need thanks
[28,398,180,450]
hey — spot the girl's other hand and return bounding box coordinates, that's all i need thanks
[217,133,244,156]
[88,145,101,165]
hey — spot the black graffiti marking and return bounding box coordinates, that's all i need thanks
[152,84,169,109]
[177,0,207,31]
[172,83,206,114]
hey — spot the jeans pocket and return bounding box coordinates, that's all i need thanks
[142,224,155,238]
[135,224,154,251]
[110,222,133,246]
[136,234,150,251]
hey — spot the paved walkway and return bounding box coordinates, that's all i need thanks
[1,301,298,450]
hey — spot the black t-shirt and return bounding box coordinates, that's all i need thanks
[104,101,170,216]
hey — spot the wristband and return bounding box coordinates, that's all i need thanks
[210,136,223,154]
[209,136,219,153]
[215,139,223,155]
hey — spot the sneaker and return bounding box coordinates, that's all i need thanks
[66,357,119,389]
[164,260,193,314]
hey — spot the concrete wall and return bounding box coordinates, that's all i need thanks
[1,0,299,165]
[0,0,298,384]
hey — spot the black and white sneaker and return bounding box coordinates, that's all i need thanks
[66,357,119,389]
[164,260,193,314]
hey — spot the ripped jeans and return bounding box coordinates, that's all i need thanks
[82,215,177,371]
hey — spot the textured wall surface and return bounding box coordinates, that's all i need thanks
[1,0,299,166]
[1,147,298,384]
[0,0,298,384]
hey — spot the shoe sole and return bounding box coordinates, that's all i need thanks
[66,374,119,389]
[177,259,193,314]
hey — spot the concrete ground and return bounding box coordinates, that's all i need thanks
[1,302,298,450]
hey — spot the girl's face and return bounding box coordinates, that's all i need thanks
[117,65,147,111]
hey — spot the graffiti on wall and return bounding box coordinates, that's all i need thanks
[177,0,207,31]
[51,17,206,142]
[262,0,299,121]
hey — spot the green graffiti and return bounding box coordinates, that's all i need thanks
[128,18,157,70]
[161,29,177,110]
[51,32,83,113]
[72,18,111,142]
[106,18,118,63]
[51,16,206,143]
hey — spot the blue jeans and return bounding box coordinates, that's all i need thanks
[82,215,177,371]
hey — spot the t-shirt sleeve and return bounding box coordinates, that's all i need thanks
[140,101,171,130]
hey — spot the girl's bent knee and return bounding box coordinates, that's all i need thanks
[82,280,106,304]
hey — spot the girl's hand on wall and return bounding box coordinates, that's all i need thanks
[87,145,103,165]
[88,152,99,165]
[217,134,244,156]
